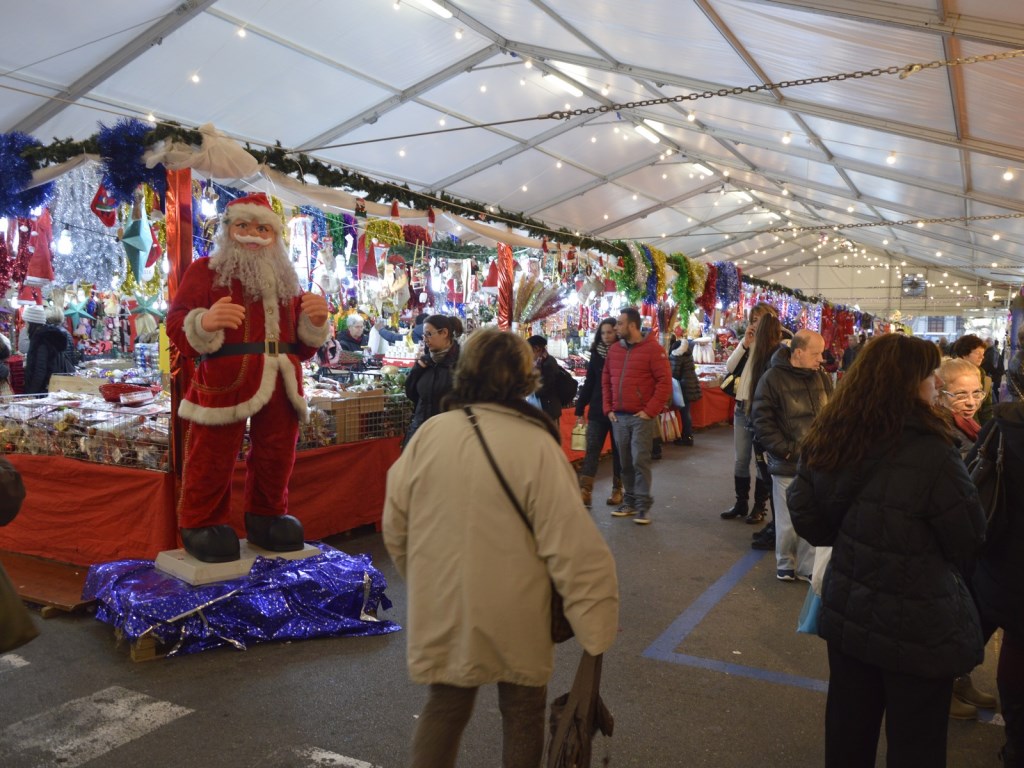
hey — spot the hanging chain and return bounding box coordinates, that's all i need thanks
[544,49,1024,121]
[765,211,1024,235]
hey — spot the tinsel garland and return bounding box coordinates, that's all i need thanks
[299,205,328,277]
[611,242,642,304]
[687,260,708,299]
[96,119,166,205]
[714,261,741,307]
[696,263,718,315]
[627,242,649,292]
[647,245,668,298]
[0,232,11,296]
[364,218,404,246]
[326,212,357,256]
[402,224,430,246]
[0,132,55,217]
[639,244,657,305]
[51,164,124,287]
[669,253,696,318]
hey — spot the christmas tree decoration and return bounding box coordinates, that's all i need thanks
[0,132,55,217]
[364,218,404,246]
[51,165,124,286]
[24,208,55,286]
[714,261,741,307]
[131,293,165,321]
[119,190,154,287]
[696,263,718,315]
[64,298,95,327]
[97,118,167,205]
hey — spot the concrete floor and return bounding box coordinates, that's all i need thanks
[0,424,1006,767]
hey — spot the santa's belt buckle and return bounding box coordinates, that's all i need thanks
[265,340,279,357]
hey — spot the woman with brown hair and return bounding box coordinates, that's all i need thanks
[402,314,463,447]
[789,334,986,768]
[721,302,779,524]
[384,329,618,768]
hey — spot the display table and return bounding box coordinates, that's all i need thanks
[0,438,402,567]
[691,384,734,428]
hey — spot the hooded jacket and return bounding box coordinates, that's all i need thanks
[750,345,832,476]
[970,402,1024,637]
[384,403,619,687]
[601,331,672,418]
[24,324,73,394]
[788,412,986,678]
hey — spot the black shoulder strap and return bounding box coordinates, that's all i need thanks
[463,406,533,534]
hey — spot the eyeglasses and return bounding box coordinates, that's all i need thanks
[941,389,985,403]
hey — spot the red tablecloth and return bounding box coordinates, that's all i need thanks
[690,384,735,428]
[0,438,402,566]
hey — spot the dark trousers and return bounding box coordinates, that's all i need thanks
[676,403,693,439]
[1000,630,1024,767]
[825,642,953,768]
[580,415,621,480]
[410,682,546,768]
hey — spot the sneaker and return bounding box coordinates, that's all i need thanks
[796,573,812,584]
[611,505,637,518]
[776,569,796,582]
[634,512,651,525]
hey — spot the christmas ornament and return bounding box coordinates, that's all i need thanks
[131,293,165,321]
[0,132,55,217]
[51,165,124,287]
[64,298,95,326]
[119,190,154,288]
[97,118,166,205]
[90,184,118,227]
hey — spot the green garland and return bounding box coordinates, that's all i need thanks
[668,253,696,317]
[611,242,644,304]
[17,121,633,255]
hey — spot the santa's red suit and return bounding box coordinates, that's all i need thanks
[166,197,329,562]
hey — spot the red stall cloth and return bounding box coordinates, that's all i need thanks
[0,438,402,567]
[690,385,735,429]
[559,407,610,462]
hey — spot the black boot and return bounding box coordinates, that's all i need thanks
[245,513,305,552]
[745,476,772,524]
[181,525,240,563]
[751,521,775,550]
[721,475,749,519]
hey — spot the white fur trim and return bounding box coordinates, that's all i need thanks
[224,203,281,229]
[298,313,330,348]
[183,308,225,355]
[179,357,309,425]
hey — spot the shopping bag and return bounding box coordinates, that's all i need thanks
[571,424,587,451]
[796,585,822,635]
[672,378,685,408]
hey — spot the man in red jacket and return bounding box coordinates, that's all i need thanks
[602,307,672,524]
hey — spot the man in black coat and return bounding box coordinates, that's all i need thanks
[751,330,831,581]
[527,335,566,425]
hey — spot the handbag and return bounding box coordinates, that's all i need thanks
[0,562,38,653]
[967,423,1007,549]
[547,652,613,768]
[571,423,587,452]
[671,378,685,408]
[720,347,748,398]
[463,407,574,644]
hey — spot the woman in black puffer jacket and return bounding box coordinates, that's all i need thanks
[969,402,1024,767]
[670,333,703,446]
[788,334,986,768]
[574,319,621,508]
[402,315,462,448]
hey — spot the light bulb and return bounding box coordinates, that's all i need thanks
[237,27,246,38]
[200,196,218,218]
[886,151,896,165]
[1003,168,1015,181]
[56,228,73,256]
[781,132,792,144]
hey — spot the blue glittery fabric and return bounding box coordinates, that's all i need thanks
[83,544,400,657]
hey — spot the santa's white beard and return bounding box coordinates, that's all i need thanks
[208,232,301,304]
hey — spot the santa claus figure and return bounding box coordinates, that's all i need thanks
[167,193,329,563]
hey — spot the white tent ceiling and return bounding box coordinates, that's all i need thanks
[4,0,1024,317]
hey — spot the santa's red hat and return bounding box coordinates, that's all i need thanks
[224,193,279,229]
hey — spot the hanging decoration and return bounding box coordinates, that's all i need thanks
[96,118,166,205]
[639,245,658,305]
[364,218,403,247]
[687,260,709,300]
[119,189,155,290]
[714,261,741,307]
[668,253,695,318]
[0,232,14,298]
[0,132,55,218]
[50,164,124,287]
[696,263,718,315]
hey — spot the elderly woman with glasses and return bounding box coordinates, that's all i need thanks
[938,357,985,459]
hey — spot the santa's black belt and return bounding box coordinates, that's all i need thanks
[198,341,299,364]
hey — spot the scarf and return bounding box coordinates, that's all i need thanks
[954,413,981,442]
[595,340,609,359]
[430,344,451,364]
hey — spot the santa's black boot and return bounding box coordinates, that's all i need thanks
[245,513,304,552]
[181,525,240,563]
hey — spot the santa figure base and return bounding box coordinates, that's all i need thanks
[155,540,320,586]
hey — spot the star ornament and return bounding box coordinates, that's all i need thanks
[64,299,94,326]
[131,293,165,321]
[120,217,154,282]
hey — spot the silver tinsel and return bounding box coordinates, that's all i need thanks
[50,163,124,288]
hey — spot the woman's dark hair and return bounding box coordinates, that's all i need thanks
[743,314,783,414]
[443,329,558,441]
[950,334,985,359]
[801,335,948,471]
[424,314,464,340]
[590,318,616,354]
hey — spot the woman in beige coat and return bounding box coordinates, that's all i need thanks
[384,328,619,768]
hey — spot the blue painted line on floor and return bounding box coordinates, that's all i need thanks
[643,548,830,692]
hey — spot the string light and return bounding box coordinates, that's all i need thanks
[190,73,200,83]
[781,132,792,144]
[454,28,463,39]
[56,228,73,256]
[1003,167,1015,181]
[236,27,247,38]
[886,151,896,165]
